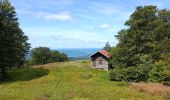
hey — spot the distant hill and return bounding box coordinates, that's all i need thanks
[58,48,100,60]
[26,48,100,60]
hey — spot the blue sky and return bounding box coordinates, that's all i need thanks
[10,0,170,49]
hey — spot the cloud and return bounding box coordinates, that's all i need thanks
[28,34,107,49]
[16,10,73,22]
[37,12,73,21]
[11,0,74,22]
[11,0,75,10]
[23,27,110,48]
[99,24,111,29]
[52,35,106,44]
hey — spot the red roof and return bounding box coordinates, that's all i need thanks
[91,50,111,58]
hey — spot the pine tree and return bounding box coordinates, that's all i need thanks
[0,0,30,81]
[103,42,111,51]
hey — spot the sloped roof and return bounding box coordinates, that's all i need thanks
[91,50,111,58]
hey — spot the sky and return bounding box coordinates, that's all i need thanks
[10,0,170,49]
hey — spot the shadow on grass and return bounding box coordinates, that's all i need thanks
[0,67,49,84]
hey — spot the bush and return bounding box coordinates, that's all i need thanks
[149,60,170,83]
[7,68,49,82]
[110,67,148,82]
[109,67,125,81]
[124,67,147,82]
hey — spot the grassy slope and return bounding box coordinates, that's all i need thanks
[0,60,164,100]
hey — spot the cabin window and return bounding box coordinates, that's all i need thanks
[99,58,103,65]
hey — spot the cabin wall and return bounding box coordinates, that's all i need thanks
[91,55,109,71]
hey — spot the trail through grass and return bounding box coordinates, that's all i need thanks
[0,60,164,100]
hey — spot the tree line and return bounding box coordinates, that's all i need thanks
[109,6,170,85]
[30,47,68,65]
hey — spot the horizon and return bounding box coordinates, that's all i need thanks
[10,0,170,49]
[56,48,101,50]
[28,47,101,50]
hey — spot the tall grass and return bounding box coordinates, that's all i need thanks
[0,60,165,100]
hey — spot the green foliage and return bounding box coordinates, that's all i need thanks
[149,57,170,83]
[109,67,125,81]
[7,67,49,82]
[51,51,68,62]
[110,67,148,82]
[137,55,153,80]
[109,47,118,67]
[0,0,30,81]
[30,47,68,65]
[110,5,170,83]
[30,47,51,65]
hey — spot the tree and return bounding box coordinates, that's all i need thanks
[0,0,30,81]
[30,47,51,65]
[110,6,170,82]
[112,6,170,67]
[50,50,68,62]
[103,42,111,51]
[30,47,68,65]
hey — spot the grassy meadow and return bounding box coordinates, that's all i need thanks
[0,60,169,100]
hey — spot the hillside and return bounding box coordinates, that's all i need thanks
[0,60,169,100]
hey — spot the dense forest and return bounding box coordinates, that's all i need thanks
[109,6,170,85]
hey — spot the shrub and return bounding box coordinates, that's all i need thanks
[109,67,125,81]
[123,67,146,82]
[110,67,148,82]
[7,68,49,82]
[149,60,170,83]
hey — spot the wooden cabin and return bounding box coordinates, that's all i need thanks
[91,50,111,71]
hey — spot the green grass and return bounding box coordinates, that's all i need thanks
[0,60,164,100]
